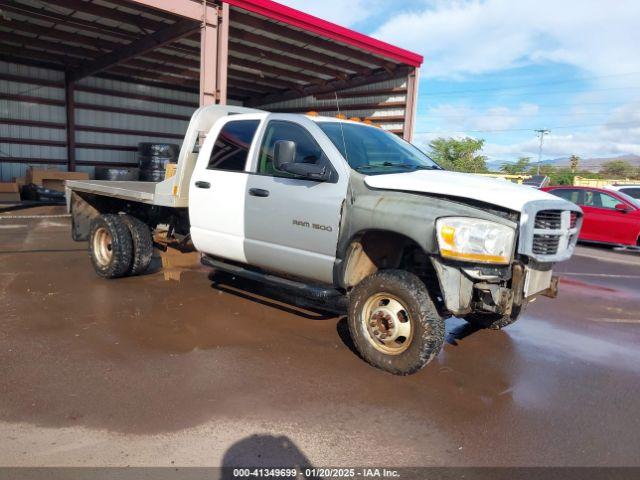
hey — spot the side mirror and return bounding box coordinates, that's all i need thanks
[273,140,296,171]
[615,203,630,213]
[273,140,330,181]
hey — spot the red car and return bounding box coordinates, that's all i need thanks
[542,186,640,247]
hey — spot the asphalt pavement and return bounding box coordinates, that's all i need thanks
[0,207,639,467]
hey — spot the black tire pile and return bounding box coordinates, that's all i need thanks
[95,167,140,181]
[138,142,179,182]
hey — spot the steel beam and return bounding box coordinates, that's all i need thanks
[277,102,406,113]
[37,0,167,31]
[217,2,230,105]
[228,27,366,74]
[250,66,409,107]
[403,68,419,142]
[125,0,204,20]
[232,10,388,68]
[199,5,219,106]
[65,71,76,172]
[68,19,200,82]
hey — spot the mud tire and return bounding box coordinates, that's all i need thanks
[89,214,133,279]
[464,304,526,330]
[122,215,153,276]
[348,270,445,375]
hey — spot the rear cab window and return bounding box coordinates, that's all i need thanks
[207,120,260,171]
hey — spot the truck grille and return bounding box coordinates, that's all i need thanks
[532,233,561,255]
[534,210,562,229]
[519,204,582,262]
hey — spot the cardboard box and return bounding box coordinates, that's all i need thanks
[26,168,89,192]
[0,182,21,202]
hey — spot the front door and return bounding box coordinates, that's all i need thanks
[244,117,349,284]
[189,115,262,263]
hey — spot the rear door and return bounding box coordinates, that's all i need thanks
[579,190,637,245]
[243,116,349,284]
[189,115,263,262]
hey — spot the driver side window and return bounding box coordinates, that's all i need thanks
[257,121,325,177]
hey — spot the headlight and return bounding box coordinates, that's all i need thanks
[436,217,515,264]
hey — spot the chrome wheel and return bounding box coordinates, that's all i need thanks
[361,293,413,355]
[93,227,113,267]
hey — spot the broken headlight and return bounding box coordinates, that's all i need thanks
[436,217,515,265]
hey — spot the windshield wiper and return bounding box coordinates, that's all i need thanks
[412,165,442,171]
[355,162,441,173]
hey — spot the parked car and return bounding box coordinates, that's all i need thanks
[542,185,640,247]
[604,184,640,200]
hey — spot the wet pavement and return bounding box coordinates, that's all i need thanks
[1,206,639,467]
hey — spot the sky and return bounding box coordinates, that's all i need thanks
[277,0,640,164]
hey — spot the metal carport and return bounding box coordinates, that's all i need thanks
[0,0,423,181]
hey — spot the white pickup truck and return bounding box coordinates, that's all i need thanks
[66,105,582,375]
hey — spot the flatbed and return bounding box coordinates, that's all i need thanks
[65,180,159,205]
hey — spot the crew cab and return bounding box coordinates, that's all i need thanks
[66,105,582,375]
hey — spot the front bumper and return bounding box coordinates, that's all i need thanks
[431,258,558,316]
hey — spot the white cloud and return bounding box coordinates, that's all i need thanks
[416,101,640,160]
[422,103,539,131]
[372,0,640,79]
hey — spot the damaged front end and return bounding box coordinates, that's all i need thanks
[431,200,580,318]
[431,258,559,317]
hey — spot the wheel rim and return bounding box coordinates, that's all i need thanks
[361,293,414,355]
[93,227,113,267]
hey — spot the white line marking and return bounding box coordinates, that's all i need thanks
[561,273,640,279]
[0,214,70,219]
[589,318,640,324]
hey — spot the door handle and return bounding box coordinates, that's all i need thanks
[248,188,270,198]
[195,181,210,189]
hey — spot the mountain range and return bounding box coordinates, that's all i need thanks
[488,154,640,172]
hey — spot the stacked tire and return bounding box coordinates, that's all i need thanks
[137,143,179,182]
[95,167,140,181]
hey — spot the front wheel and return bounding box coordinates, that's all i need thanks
[348,270,445,375]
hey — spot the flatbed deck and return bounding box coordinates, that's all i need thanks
[66,180,160,205]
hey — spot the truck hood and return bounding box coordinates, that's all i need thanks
[364,170,559,212]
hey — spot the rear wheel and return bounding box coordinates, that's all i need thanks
[122,215,153,275]
[348,270,445,375]
[89,214,133,279]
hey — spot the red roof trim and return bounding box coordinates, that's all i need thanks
[223,0,424,67]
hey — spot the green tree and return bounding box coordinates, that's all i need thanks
[569,155,580,173]
[428,137,488,173]
[500,156,531,174]
[600,160,634,178]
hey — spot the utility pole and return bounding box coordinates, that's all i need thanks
[535,129,550,175]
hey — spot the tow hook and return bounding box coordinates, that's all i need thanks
[540,276,559,299]
[473,283,513,315]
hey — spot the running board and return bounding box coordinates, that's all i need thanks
[201,255,348,313]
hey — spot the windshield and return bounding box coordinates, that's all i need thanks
[318,122,441,175]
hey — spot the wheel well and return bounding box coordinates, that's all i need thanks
[343,230,439,286]
[70,191,187,241]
